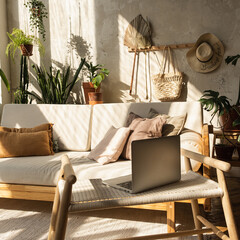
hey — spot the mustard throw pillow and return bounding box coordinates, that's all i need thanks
[0,123,53,139]
[0,123,54,154]
[0,131,54,158]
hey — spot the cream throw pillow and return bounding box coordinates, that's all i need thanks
[148,108,187,136]
[88,126,131,165]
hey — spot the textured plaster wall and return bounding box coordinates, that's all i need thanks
[0,0,11,115]
[5,0,240,121]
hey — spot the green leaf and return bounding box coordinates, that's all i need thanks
[0,68,10,91]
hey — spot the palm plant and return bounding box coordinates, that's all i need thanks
[30,58,85,104]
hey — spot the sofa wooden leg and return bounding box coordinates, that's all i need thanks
[190,199,203,240]
[167,202,175,233]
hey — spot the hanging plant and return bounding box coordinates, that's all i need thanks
[24,0,48,41]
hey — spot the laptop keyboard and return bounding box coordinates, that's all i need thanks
[117,181,132,190]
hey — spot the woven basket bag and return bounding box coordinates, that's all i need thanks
[152,47,183,101]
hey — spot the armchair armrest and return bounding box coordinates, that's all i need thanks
[60,154,77,184]
[181,148,231,172]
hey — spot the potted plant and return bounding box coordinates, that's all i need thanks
[29,58,86,104]
[6,28,44,60]
[199,90,235,160]
[83,62,109,104]
[24,0,48,41]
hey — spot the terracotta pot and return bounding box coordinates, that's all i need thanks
[214,144,235,161]
[88,92,103,105]
[20,44,33,56]
[82,82,100,104]
[220,106,240,131]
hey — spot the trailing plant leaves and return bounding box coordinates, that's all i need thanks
[24,0,48,41]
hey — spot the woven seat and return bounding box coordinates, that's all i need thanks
[48,150,239,240]
[63,171,223,212]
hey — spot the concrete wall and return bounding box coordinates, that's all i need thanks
[4,0,240,121]
[0,0,11,115]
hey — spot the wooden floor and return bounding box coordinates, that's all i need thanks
[204,175,240,239]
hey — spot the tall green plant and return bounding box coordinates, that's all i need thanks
[30,58,86,103]
[14,56,31,104]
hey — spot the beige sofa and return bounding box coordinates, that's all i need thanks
[0,102,208,202]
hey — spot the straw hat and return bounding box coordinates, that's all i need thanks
[186,33,224,73]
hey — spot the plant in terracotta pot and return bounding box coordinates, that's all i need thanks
[83,62,109,104]
[6,28,44,60]
[200,90,236,160]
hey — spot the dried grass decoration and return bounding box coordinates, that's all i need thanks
[124,14,152,49]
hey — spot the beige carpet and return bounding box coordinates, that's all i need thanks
[0,198,203,240]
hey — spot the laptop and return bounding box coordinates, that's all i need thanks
[103,135,181,194]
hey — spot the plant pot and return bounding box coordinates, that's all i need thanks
[82,82,101,104]
[220,106,240,131]
[214,144,235,161]
[20,44,33,56]
[88,92,103,105]
[236,144,240,160]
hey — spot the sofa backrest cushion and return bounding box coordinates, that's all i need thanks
[91,102,203,149]
[1,104,92,151]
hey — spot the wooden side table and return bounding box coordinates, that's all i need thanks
[211,129,240,167]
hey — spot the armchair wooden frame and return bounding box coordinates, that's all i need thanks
[48,150,238,240]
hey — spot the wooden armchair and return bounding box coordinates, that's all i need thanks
[48,151,238,240]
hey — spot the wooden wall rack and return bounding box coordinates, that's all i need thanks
[128,43,194,53]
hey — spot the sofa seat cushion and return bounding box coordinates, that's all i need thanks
[0,152,131,186]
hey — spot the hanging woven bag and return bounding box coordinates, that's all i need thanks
[152,47,183,101]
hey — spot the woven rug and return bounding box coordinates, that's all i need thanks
[0,199,202,240]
